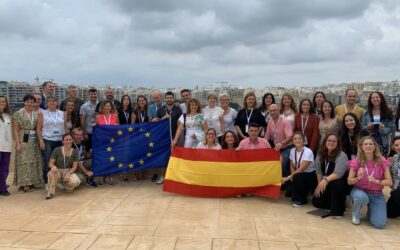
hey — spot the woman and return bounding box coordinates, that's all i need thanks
[361,92,393,155]
[118,95,134,124]
[36,96,66,185]
[65,100,79,132]
[280,93,297,128]
[259,93,276,127]
[197,128,222,149]
[221,130,240,150]
[13,94,43,192]
[312,91,326,117]
[0,96,12,196]
[395,101,400,137]
[234,92,266,140]
[347,136,392,228]
[173,98,208,148]
[132,95,149,123]
[282,132,317,207]
[95,100,119,184]
[294,99,319,153]
[387,136,400,218]
[312,134,349,217]
[202,93,224,141]
[96,100,119,125]
[340,113,362,160]
[319,100,340,146]
[46,133,81,199]
[220,94,237,134]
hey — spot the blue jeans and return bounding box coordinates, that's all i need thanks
[280,145,293,177]
[43,140,62,183]
[351,188,387,229]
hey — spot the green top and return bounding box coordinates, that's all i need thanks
[50,147,78,169]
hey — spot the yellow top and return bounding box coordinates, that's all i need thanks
[335,104,364,122]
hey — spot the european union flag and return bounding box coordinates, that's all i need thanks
[92,120,171,176]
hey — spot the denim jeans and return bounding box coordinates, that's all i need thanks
[0,152,11,192]
[43,140,62,183]
[280,145,293,177]
[351,188,387,229]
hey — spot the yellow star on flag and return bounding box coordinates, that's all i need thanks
[106,146,112,152]
[110,137,115,143]
[145,132,151,138]
[149,142,154,148]
[118,162,123,168]
[128,163,134,168]
[109,156,115,162]
[117,130,123,136]
[147,152,152,157]
[128,127,134,132]
[139,159,144,165]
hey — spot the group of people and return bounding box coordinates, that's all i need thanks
[0,83,400,229]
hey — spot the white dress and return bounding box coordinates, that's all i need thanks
[223,108,237,134]
[202,106,224,137]
[178,113,206,148]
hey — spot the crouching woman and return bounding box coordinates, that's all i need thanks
[46,133,81,199]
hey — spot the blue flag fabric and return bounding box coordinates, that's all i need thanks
[92,120,171,176]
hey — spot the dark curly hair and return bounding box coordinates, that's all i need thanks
[318,133,342,164]
[367,91,392,120]
[221,130,239,149]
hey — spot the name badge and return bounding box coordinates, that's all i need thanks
[53,130,60,135]
[245,124,249,133]
[29,131,36,139]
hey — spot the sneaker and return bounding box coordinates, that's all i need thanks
[151,174,158,182]
[156,176,164,185]
[352,212,360,225]
[86,178,97,188]
[292,202,305,208]
[0,191,11,196]
[45,194,54,200]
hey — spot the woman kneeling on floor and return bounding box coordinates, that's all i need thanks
[347,136,392,228]
[46,133,81,199]
[312,133,349,218]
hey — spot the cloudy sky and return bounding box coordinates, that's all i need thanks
[1,0,400,88]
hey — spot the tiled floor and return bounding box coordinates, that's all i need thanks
[1,176,399,250]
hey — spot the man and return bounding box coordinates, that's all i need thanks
[265,104,293,181]
[40,81,55,110]
[71,128,97,187]
[237,123,271,150]
[152,91,182,184]
[179,89,191,114]
[148,90,165,120]
[80,88,98,151]
[60,85,84,115]
[95,87,121,113]
[335,89,364,122]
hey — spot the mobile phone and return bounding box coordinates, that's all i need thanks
[23,133,29,142]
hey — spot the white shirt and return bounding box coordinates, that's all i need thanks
[180,103,187,114]
[223,108,237,134]
[202,106,224,137]
[197,142,222,150]
[0,114,12,152]
[42,109,65,141]
[289,146,316,173]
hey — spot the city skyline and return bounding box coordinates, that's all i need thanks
[1,1,400,88]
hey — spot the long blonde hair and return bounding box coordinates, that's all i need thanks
[357,136,382,166]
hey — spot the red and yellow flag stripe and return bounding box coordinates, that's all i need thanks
[163,147,282,199]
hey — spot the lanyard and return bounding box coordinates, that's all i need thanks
[103,114,111,125]
[344,104,356,113]
[24,108,34,128]
[62,146,72,168]
[140,111,145,123]
[273,117,281,140]
[365,164,376,178]
[73,141,83,159]
[123,111,130,123]
[301,115,309,135]
[324,160,330,176]
[246,109,253,124]
[48,110,59,126]
[294,148,304,169]
[165,106,173,116]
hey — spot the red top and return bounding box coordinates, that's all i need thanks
[97,114,118,125]
[294,113,319,152]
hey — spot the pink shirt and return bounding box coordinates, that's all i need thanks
[348,157,389,194]
[97,114,118,125]
[265,117,293,149]
[238,137,271,150]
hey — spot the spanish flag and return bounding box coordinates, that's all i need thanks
[163,147,282,199]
